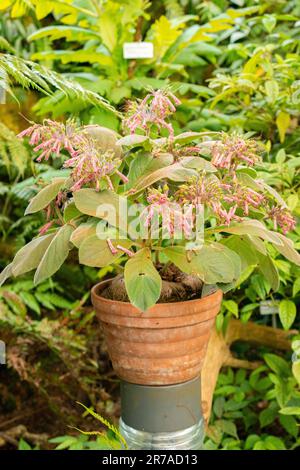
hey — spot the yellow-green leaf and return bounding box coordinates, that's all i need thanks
[34,225,74,285]
[276,111,290,143]
[279,299,296,330]
[25,178,66,215]
[124,248,161,311]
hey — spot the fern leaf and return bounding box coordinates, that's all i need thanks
[76,402,128,448]
[0,36,16,53]
[0,122,30,175]
[70,428,120,450]
[0,54,117,114]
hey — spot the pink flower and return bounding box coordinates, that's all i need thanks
[223,185,265,215]
[211,135,263,170]
[64,146,127,192]
[38,221,54,236]
[19,120,127,192]
[106,239,134,257]
[268,206,296,234]
[143,187,194,238]
[18,120,84,161]
[123,90,180,138]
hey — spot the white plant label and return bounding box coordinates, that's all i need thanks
[123,42,154,59]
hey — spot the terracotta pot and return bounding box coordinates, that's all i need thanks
[91,280,223,386]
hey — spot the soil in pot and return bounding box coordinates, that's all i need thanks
[101,263,204,303]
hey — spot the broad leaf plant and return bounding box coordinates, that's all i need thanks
[1,90,299,311]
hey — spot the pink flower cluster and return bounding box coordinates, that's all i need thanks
[211,135,263,169]
[176,176,240,225]
[64,144,127,192]
[143,186,193,238]
[223,183,265,216]
[123,90,181,138]
[176,175,223,206]
[175,174,296,232]
[18,120,84,161]
[18,120,127,192]
[268,206,296,234]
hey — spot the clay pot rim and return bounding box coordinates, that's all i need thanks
[91,278,222,309]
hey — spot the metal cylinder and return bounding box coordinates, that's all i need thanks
[120,376,204,450]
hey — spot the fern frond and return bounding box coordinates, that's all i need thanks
[76,402,128,449]
[0,122,29,175]
[0,54,117,114]
[70,427,121,450]
[0,36,16,54]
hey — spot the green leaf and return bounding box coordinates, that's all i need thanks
[276,149,286,164]
[132,162,197,193]
[279,407,300,416]
[216,419,238,439]
[174,131,203,144]
[28,26,101,43]
[19,292,41,315]
[179,156,216,172]
[279,414,298,438]
[79,234,132,267]
[259,404,278,428]
[276,111,290,143]
[31,50,114,66]
[213,397,225,418]
[262,15,277,33]
[219,220,283,246]
[265,80,279,103]
[18,439,32,450]
[118,134,149,147]
[45,293,72,309]
[11,233,55,277]
[0,263,13,286]
[163,246,192,273]
[164,244,240,284]
[63,202,82,222]
[274,233,300,265]
[34,225,74,285]
[25,178,66,215]
[84,125,121,157]
[279,299,296,330]
[70,220,98,248]
[264,436,286,450]
[224,236,258,270]
[73,189,126,228]
[197,243,241,283]
[99,13,117,52]
[244,434,260,450]
[124,248,162,311]
[253,441,266,450]
[223,300,238,318]
[257,253,280,291]
[287,194,298,212]
[292,360,300,385]
[264,353,290,378]
[125,153,173,190]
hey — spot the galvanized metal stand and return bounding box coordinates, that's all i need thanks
[119,376,204,450]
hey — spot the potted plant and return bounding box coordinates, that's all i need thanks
[1,90,299,448]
